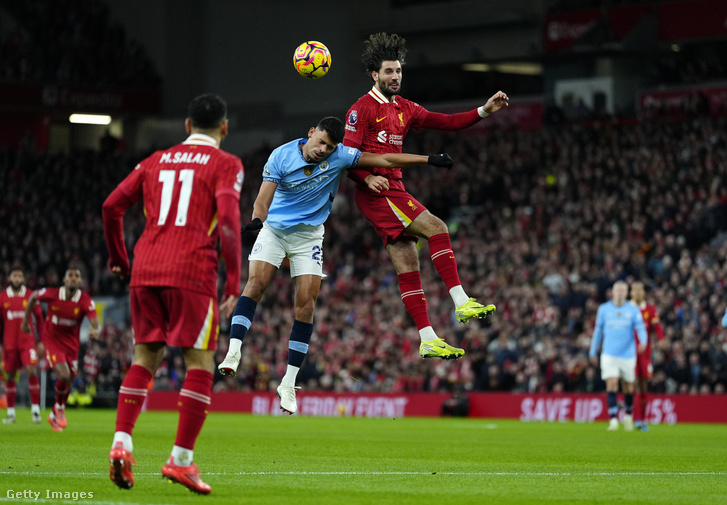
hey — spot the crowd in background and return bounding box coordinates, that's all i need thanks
[0,0,159,88]
[3,107,727,399]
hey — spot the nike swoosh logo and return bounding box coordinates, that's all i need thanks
[376,117,386,122]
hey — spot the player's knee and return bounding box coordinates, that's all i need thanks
[242,278,267,301]
[295,300,316,322]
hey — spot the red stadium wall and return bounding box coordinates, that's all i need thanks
[146,391,727,424]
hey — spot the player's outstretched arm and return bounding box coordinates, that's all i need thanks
[357,152,453,169]
[481,90,509,115]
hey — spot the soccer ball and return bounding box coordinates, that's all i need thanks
[293,41,331,79]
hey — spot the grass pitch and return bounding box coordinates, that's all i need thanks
[0,408,725,505]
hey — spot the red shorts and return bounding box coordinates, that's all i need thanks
[46,343,79,376]
[355,184,427,245]
[2,344,39,373]
[635,353,653,380]
[130,286,219,350]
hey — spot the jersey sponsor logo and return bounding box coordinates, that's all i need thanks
[51,315,79,327]
[376,116,386,123]
[377,131,387,143]
[345,125,356,132]
[348,110,358,125]
[284,174,332,192]
[5,310,25,320]
[159,151,211,165]
[388,134,403,145]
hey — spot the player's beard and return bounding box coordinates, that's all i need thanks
[10,281,23,292]
[378,78,401,98]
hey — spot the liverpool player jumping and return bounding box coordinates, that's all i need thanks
[103,93,243,494]
[1,267,44,424]
[343,32,508,359]
[22,267,99,431]
[629,281,665,431]
[217,116,455,415]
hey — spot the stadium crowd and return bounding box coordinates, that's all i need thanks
[0,0,159,88]
[2,109,727,399]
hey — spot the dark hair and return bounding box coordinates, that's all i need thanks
[188,93,227,130]
[316,116,344,144]
[9,266,23,275]
[361,32,407,78]
[66,266,83,278]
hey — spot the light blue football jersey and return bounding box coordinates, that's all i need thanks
[589,301,647,359]
[263,139,361,230]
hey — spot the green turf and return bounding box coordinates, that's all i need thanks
[0,408,725,504]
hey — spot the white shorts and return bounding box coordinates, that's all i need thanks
[249,223,325,277]
[600,354,637,382]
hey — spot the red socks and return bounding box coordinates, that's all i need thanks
[638,392,648,421]
[5,379,16,408]
[429,233,462,290]
[115,364,153,435]
[174,369,213,450]
[398,271,431,330]
[54,379,70,407]
[28,376,40,406]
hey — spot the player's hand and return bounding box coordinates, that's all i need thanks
[111,265,129,278]
[36,341,45,357]
[428,153,454,169]
[483,90,509,115]
[241,218,263,234]
[89,328,100,340]
[589,356,599,367]
[220,294,237,319]
[21,320,31,334]
[637,342,647,354]
[365,175,389,194]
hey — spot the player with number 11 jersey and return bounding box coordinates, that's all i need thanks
[104,134,243,298]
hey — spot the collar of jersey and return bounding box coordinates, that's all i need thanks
[59,286,82,303]
[298,138,313,164]
[5,285,26,297]
[183,133,219,148]
[369,86,397,104]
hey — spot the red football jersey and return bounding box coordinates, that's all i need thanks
[105,134,243,297]
[0,286,43,350]
[343,86,427,182]
[633,301,664,357]
[36,287,97,353]
[344,86,482,190]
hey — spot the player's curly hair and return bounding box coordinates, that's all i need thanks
[361,32,407,81]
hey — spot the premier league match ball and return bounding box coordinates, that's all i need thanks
[293,41,331,79]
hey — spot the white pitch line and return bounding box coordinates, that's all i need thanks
[0,471,724,477]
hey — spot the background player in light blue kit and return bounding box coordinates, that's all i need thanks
[218,116,454,414]
[589,280,647,431]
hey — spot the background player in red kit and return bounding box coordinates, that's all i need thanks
[1,267,44,424]
[22,267,99,431]
[103,93,243,494]
[343,32,509,359]
[629,281,665,431]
